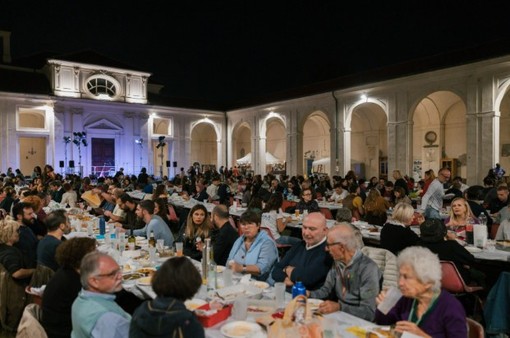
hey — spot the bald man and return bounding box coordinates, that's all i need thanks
[309,223,381,321]
[271,212,333,292]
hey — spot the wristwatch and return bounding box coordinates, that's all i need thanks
[242,264,247,274]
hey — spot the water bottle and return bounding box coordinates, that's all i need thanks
[292,281,306,298]
[99,217,106,235]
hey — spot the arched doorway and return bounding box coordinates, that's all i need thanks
[303,111,330,176]
[232,122,252,170]
[350,103,387,180]
[191,122,217,171]
[266,117,286,173]
[412,91,466,180]
[498,91,510,177]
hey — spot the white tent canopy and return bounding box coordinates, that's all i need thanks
[236,152,283,165]
[312,157,330,167]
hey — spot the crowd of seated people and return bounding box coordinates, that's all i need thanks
[1,162,505,335]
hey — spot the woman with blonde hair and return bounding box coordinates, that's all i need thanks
[363,188,390,226]
[0,217,35,330]
[380,202,422,255]
[445,197,479,240]
[176,204,212,260]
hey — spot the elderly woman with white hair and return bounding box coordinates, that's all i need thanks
[375,246,467,337]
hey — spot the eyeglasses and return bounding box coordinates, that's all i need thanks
[94,268,122,279]
[239,223,257,228]
[325,242,342,248]
[303,193,312,196]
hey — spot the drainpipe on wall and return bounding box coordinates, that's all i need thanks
[332,91,339,175]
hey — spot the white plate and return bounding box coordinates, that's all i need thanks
[220,321,262,338]
[136,276,152,286]
[307,298,323,312]
[465,246,482,253]
[249,281,269,289]
[184,298,207,311]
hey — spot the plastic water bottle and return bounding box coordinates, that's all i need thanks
[292,281,306,298]
[99,217,106,235]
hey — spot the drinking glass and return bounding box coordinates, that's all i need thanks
[156,239,165,253]
[232,297,248,320]
[274,282,286,309]
[175,242,184,257]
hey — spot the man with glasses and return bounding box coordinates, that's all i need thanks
[419,167,451,220]
[271,212,332,291]
[309,223,381,321]
[71,252,130,338]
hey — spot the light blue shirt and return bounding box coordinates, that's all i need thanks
[227,230,278,281]
[133,214,174,247]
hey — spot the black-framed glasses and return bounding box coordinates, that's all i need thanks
[325,241,342,248]
[94,269,122,279]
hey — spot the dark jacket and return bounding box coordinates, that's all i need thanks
[129,297,204,338]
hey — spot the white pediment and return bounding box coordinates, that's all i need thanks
[85,118,123,131]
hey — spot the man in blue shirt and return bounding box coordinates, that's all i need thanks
[71,252,130,338]
[133,200,174,247]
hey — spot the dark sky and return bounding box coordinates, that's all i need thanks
[2,1,510,108]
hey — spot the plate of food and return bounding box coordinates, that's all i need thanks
[137,267,156,276]
[307,298,323,312]
[249,281,270,289]
[220,321,262,338]
[136,276,153,286]
[465,246,482,253]
[184,298,207,311]
[122,272,144,281]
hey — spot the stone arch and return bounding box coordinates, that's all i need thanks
[302,110,331,175]
[231,120,252,167]
[264,114,287,167]
[411,90,466,178]
[190,119,220,167]
[496,78,510,172]
[348,101,388,179]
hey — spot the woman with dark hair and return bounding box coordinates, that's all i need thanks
[176,204,212,260]
[418,218,485,286]
[130,257,204,337]
[227,210,278,281]
[152,184,168,200]
[41,237,97,338]
[153,197,179,233]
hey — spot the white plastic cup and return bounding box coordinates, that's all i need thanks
[377,286,402,315]
[223,268,233,287]
[232,297,248,320]
[274,282,286,309]
[156,239,164,252]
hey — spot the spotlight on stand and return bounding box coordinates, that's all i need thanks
[156,136,166,149]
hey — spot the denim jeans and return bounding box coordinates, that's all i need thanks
[424,207,441,220]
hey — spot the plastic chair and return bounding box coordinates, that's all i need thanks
[466,318,484,338]
[440,260,484,316]
[320,207,333,220]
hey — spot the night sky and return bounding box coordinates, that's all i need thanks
[1,1,510,108]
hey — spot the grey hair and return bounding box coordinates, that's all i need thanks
[391,202,414,224]
[397,246,442,292]
[329,223,358,252]
[80,251,110,289]
[335,207,352,223]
